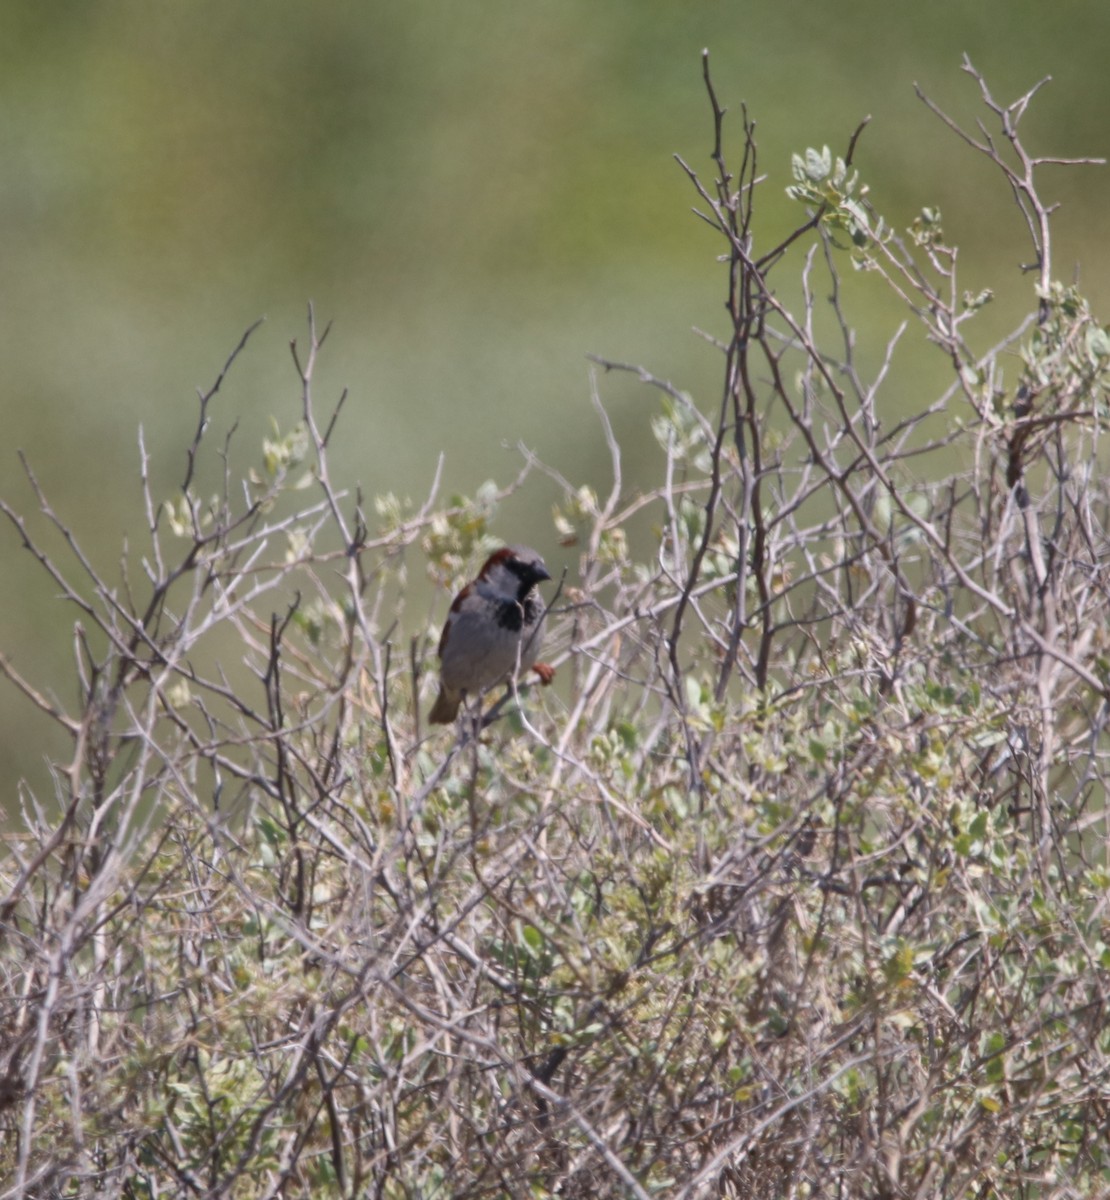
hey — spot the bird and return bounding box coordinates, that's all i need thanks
[428,544,556,724]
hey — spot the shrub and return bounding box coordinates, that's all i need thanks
[2,55,1108,1199]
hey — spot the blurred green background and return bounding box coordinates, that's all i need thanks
[2,0,1108,799]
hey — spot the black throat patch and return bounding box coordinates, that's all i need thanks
[494,591,538,634]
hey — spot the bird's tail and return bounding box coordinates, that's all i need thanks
[428,686,461,725]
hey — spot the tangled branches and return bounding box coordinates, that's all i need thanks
[2,58,1109,1200]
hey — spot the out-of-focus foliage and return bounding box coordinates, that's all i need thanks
[2,60,1109,1198]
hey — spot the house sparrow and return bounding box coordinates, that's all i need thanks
[428,545,556,724]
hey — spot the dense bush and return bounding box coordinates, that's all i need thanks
[2,57,1109,1198]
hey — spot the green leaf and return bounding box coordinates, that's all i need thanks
[1086,325,1110,359]
[805,145,832,182]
